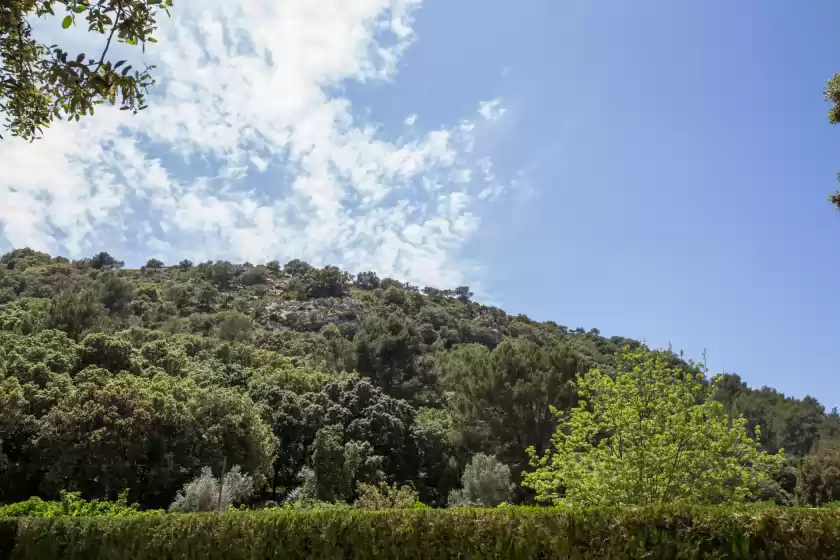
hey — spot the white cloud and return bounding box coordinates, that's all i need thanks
[478,98,507,121]
[0,0,511,290]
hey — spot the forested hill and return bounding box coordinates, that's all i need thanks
[0,248,837,509]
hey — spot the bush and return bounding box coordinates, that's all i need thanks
[4,506,840,559]
[169,466,254,513]
[448,454,512,507]
[0,490,153,518]
[355,482,418,510]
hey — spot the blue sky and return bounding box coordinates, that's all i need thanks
[0,0,838,408]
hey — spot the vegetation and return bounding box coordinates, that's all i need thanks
[523,346,784,506]
[3,506,840,559]
[0,246,839,542]
[0,0,172,140]
[447,453,513,507]
[0,490,155,518]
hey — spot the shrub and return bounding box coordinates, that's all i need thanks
[4,506,840,559]
[169,466,253,513]
[0,490,153,518]
[214,311,254,343]
[448,454,512,507]
[355,482,418,510]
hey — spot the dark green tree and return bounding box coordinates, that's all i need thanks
[439,339,584,480]
[796,445,840,506]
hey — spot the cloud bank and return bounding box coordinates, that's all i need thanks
[0,0,511,289]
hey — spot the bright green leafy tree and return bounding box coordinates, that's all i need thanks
[523,345,785,506]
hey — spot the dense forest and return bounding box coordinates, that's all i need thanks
[0,247,838,511]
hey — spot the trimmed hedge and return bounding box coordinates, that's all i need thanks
[2,506,840,559]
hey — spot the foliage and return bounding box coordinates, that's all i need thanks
[0,490,155,517]
[354,482,418,509]
[447,454,513,507]
[3,506,840,559]
[796,445,840,506]
[715,373,833,456]
[0,247,836,512]
[0,0,173,140]
[439,339,584,483]
[826,73,840,209]
[524,346,785,506]
[169,466,253,513]
[298,425,383,504]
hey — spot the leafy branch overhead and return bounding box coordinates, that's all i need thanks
[826,73,840,209]
[0,0,172,140]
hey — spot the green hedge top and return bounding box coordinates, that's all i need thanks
[3,505,840,560]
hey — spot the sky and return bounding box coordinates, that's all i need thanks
[0,0,839,408]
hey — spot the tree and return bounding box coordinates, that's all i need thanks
[453,286,473,302]
[144,258,164,271]
[298,425,382,504]
[440,340,583,478]
[97,271,134,315]
[0,375,27,481]
[283,259,313,277]
[84,252,123,270]
[35,372,196,505]
[714,376,828,457]
[523,346,784,507]
[355,271,380,290]
[300,265,346,299]
[214,310,253,342]
[795,445,840,506]
[79,332,138,373]
[827,74,840,209]
[1,0,173,140]
[447,453,512,507]
[354,314,429,402]
[45,287,105,338]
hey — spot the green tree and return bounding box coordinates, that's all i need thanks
[354,271,380,290]
[79,332,138,373]
[1,0,173,140]
[523,345,784,506]
[299,424,382,504]
[215,310,253,342]
[84,252,123,270]
[35,371,196,505]
[795,445,840,506]
[0,375,27,476]
[354,314,429,402]
[97,270,134,315]
[827,73,840,208]
[440,339,583,478]
[144,258,164,271]
[447,453,512,507]
[45,286,105,338]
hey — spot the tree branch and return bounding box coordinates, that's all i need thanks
[95,0,121,71]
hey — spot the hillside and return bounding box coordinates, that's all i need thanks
[0,247,838,508]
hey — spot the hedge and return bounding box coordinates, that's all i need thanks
[3,506,840,559]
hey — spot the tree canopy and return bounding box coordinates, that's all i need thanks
[523,346,785,506]
[0,248,836,510]
[0,0,172,140]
